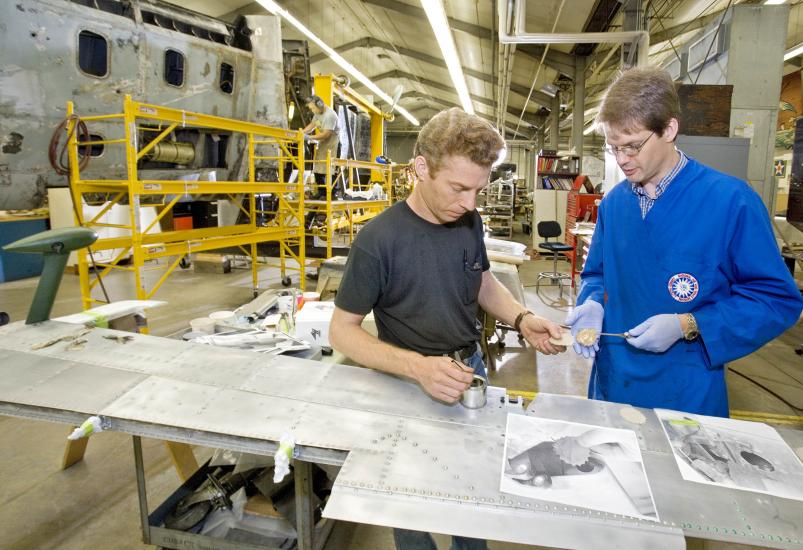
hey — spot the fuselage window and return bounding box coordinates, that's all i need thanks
[78,30,108,77]
[164,49,185,87]
[78,134,105,158]
[219,62,234,94]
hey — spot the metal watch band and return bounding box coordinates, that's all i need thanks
[684,313,699,341]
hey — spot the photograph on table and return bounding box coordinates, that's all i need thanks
[656,409,803,501]
[500,414,659,521]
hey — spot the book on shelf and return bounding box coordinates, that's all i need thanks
[537,157,555,172]
[540,176,574,190]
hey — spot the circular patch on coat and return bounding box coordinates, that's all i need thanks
[667,273,699,302]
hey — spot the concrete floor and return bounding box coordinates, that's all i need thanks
[0,239,801,550]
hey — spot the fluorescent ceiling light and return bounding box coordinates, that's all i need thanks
[764,0,787,5]
[256,0,419,126]
[420,0,474,115]
[583,123,597,136]
[784,43,803,61]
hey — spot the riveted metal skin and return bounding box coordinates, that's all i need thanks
[0,321,801,548]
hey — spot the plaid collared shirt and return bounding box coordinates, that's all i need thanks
[632,150,688,219]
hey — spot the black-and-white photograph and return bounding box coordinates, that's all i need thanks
[657,409,803,501]
[500,414,659,522]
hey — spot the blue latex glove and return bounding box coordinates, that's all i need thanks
[565,300,604,358]
[626,314,683,353]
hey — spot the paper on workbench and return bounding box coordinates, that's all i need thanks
[656,409,803,501]
[500,414,659,522]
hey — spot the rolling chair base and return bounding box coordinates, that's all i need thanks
[536,271,574,300]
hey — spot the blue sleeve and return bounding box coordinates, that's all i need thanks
[695,190,803,366]
[577,201,605,306]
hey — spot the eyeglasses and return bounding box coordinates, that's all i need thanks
[603,132,654,157]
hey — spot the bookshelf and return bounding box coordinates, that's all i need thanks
[536,152,580,190]
[532,151,579,249]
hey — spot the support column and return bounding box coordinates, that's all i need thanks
[727,4,789,212]
[550,96,560,151]
[572,56,586,173]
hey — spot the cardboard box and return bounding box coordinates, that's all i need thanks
[294,301,336,347]
[193,253,231,274]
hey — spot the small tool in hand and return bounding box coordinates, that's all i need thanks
[551,326,630,347]
[559,325,630,338]
[598,331,630,338]
[450,358,473,372]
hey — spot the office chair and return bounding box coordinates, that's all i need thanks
[536,221,575,300]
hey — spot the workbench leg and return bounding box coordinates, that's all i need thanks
[164,442,198,482]
[294,460,314,550]
[133,436,151,545]
[61,428,89,469]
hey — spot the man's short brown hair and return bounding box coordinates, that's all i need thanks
[413,108,506,176]
[596,66,681,135]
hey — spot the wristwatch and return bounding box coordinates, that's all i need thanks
[682,313,700,341]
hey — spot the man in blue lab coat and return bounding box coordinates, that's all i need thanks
[566,67,803,417]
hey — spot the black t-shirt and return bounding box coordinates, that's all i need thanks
[335,201,490,355]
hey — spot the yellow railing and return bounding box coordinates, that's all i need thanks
[66,95,306,313]
[298,153,393,259]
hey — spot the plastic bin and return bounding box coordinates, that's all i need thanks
[0,217,47,282]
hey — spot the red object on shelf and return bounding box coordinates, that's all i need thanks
[173,216,193,231]
[572,174,596,193]
[565,182,603,287]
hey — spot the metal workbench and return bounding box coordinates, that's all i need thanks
[0,320,801,549]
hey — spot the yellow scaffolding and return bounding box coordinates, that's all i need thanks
[299,74,396,258]
[300,155,392,258]
[66,95,306,312]
[312,74,387,181]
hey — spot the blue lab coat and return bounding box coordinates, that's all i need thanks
[578,157,803,416]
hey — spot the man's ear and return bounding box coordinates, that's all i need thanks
[413,155,429,180]
[663,118,680,142]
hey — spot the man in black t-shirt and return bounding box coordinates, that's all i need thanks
[331,107,564,401]
[330,108,565,550]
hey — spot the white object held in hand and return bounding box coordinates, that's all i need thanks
[564,300,604,358]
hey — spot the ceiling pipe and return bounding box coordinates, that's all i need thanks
[497,0,649,66]
[498,0,649,144]
[514,0,566,135]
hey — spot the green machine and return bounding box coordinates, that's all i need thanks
[2,227,97,324]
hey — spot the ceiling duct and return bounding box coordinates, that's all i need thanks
[497,0,649,67]
[687,28,724,73]
[663,56,682,80]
